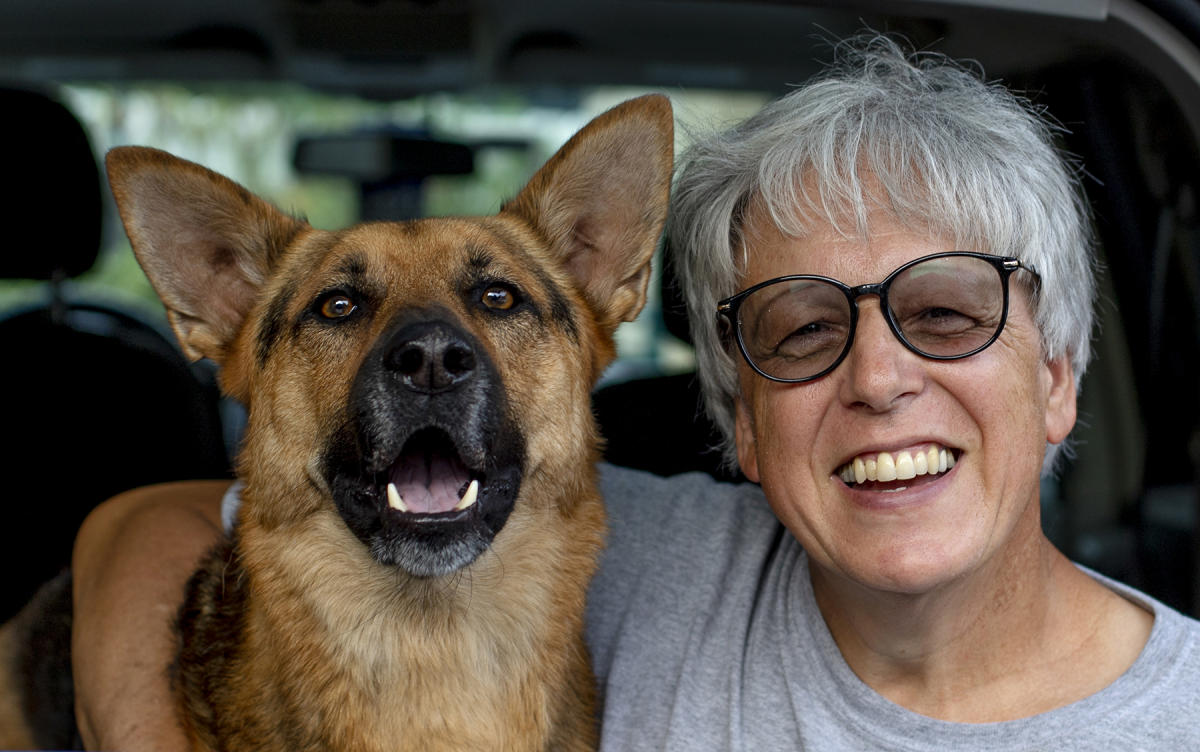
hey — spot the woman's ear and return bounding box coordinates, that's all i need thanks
[734,396,761,483]
[1044,355,1078,445]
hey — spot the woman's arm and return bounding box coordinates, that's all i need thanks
[70,480,228,750]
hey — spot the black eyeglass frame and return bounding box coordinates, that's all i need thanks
[716,251,1041,384]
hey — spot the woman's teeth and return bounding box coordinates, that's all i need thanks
[837,445,956,485]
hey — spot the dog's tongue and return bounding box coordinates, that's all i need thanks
[390,452,470,514]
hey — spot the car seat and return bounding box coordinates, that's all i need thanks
[592,243,743,482]
[0,86,231,622]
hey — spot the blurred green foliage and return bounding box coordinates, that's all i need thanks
[2,82,767,376]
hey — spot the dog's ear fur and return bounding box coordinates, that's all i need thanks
[503,94,673,331]
[105,146,307,364]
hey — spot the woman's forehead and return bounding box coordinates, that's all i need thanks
[743,166,997,260]
[737,201,955,286]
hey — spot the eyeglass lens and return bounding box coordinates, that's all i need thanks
[736,255,1007,381]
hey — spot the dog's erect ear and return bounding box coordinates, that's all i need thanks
[105,147,307,364]
[504,94,673,330]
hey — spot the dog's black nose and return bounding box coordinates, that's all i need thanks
[384,320,477,393]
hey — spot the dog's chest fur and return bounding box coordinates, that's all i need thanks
[177,494,603,751]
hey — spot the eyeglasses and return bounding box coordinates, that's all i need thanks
[717,252,1040,384]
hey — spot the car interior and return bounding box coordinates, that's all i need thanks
[1,0,1198,621]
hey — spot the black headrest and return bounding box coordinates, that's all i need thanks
[0,86,102,280]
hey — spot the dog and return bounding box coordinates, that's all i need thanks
[0,94,673,751]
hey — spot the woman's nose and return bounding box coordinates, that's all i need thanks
[837,299,925,412]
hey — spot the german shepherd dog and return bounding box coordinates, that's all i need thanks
[0,95,672,751]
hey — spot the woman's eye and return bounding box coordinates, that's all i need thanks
[319,294,357,319]
[481,286,515,311]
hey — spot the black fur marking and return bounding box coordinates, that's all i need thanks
[532,263,579,341]
[257,231,358,366]
[466,246,495,270]
[172,536,251,748]
[174,536,352,748]
[256,278,299,367]
[334,252,369,280]
[15,571,81,750]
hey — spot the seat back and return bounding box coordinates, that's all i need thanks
[0,86,231,621]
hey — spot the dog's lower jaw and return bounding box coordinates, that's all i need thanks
[368,524,491,578]
[330,462,522,578]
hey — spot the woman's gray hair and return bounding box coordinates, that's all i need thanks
[670,33,1097,474]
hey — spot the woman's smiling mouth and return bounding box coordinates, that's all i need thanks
[836,444,958,488]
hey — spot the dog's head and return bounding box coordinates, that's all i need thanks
[106,95,673,578]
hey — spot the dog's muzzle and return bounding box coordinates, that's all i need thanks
[326,308,525,578]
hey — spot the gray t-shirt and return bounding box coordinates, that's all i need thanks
[221,465,1200,749]
[589,464,1200,751]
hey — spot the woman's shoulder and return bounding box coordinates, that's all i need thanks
[599,463,775,528]
[1080,567,1200,726]
[598,463,780,567]
[591,463,785,617]
[587,464,793,693]
[1088,566,1200,645]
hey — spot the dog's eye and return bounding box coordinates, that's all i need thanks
[481,286,516,311]
[319,294,358,319]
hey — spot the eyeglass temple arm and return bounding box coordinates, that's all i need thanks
[1009,259,1043,299]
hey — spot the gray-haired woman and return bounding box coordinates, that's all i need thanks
[587,34,1200,749]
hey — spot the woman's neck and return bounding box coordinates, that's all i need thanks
[809,522,1154,723]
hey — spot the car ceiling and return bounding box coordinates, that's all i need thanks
[1,1,1198,111]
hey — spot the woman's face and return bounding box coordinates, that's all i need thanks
[732,207,1077,596]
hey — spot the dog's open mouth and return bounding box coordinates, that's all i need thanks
[384,428,481,517]
[328,417,523,577]
[328,313,527,577]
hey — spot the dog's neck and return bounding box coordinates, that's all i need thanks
[220,476,603,749]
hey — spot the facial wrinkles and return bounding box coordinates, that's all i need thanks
[831,262,1045,499]
[748,227,952,401]
[972,320,1050,496]
[742,271,947,499]
[743,378,838,558]
[733,209,1081,608]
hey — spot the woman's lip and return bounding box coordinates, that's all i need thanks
[842,461,959,510]
[835,444,959,485]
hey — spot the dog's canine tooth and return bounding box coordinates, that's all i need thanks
[386,483,409,513]
[454,479,479,511]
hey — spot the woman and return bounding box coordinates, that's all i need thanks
[586,35,1200,749]
[72,34,1200,750]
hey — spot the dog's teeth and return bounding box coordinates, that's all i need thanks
[454,480,479,511]
[387,483,409,513]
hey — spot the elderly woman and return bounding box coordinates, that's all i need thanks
[585,34,1200,749]
[70,35,1199,750]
